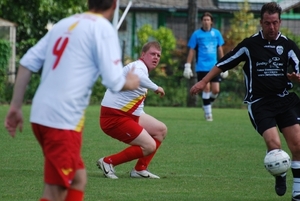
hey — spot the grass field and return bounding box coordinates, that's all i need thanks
[0,105,293,201]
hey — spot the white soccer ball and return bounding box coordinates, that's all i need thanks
[220,71,228,79]
[264,149,291,176]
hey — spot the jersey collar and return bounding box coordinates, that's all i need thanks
[260,30,281,41]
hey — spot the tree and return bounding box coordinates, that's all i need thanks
[186,0,198,107]
[0,0,86,57]
[0,0,86,102]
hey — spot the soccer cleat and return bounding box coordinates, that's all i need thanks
[275,174,286,196]
[130,169,160,179]
[97,157,118,179]
[205,114,213,121]
[292,194,300,201]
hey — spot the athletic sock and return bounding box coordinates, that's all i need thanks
[104,145,144,166]
[203,105,212,116]
[135,139,161,171]
[291,161,300,197]
[65,188,84,201]
[209,93,218,103]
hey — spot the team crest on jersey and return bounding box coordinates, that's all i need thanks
[276,46,283,55]
[211,30,215,37]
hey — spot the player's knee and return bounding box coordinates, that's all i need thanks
[143,140,157,156]
[160,123,167,139]
[71,169,87,191]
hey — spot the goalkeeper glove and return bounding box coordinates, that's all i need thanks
[183,63,193,79]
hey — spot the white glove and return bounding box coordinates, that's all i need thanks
[183,63,193,79]
[220,71,229,79]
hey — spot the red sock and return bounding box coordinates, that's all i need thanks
[40,199,50,201]
[135,139,161,171]
[65,188,84,201]
[104,145,144,166]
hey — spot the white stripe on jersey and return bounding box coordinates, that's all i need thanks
[101,60,158,116]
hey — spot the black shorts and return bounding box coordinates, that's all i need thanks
[248,92,300,135]
[197,72,222,82]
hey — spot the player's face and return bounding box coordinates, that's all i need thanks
[140,47,161,71]
[201,16,213,31]
[260,12,281,41]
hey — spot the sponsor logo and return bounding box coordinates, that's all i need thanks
[256,62,268,66]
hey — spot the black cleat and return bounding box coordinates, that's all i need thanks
[292,194,300,201]
[275,174,286,196]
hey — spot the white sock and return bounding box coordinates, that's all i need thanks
[203,105,212,115]
[292,161,300,197]
[210,92,218,99]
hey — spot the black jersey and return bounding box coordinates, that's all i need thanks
[216,30,300,104]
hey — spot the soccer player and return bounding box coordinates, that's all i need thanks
[97,41,167,179]
[190,2,300,200]
[183,12,225,121]
[4,0,140,201]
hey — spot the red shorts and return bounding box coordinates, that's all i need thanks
[100,106,143,143]
[31,123,84,188]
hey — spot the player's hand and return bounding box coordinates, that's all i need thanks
[155,86,165,97]
[4,106,23,138]
[183,63,193,79]
[287,72,300,82]
[190,80,206,95]
[123,67,140,90]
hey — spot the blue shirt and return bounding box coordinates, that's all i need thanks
[188,28,224,72]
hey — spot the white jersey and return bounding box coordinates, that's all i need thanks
[101,59,158,116]
[20,12,126,131]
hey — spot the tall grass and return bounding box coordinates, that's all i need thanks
[0,105,292,201]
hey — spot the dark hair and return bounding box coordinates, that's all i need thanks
[88,0,114,11]
[141,41,161,53]
[201,12,214,22]
[260,2,282,20]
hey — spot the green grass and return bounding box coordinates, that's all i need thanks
[0,105,293,201]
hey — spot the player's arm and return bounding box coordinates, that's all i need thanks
[287,41,300,82]
[190,66,222,95]
[5,65,32,137]
[135,67,164,97]
[122,67,140,91]
[217,45,224,60]
[183,48,195,79]
[186,48,195,64]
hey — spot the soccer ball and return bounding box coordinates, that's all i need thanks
[220,71,228,79]
[264,149,291,176]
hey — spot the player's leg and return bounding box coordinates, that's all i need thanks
[98,128,156,179]
[197,72,213,121]
[32,123,85,201]
[138,113,167,142]
[282,125,300,200]
[98,107,156,178]
[210,76,221,104]
[248,100,287,196]
[202,84,212,121]
[65,164,86,201]
[130,113,167,178]
[276,94,300,200]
